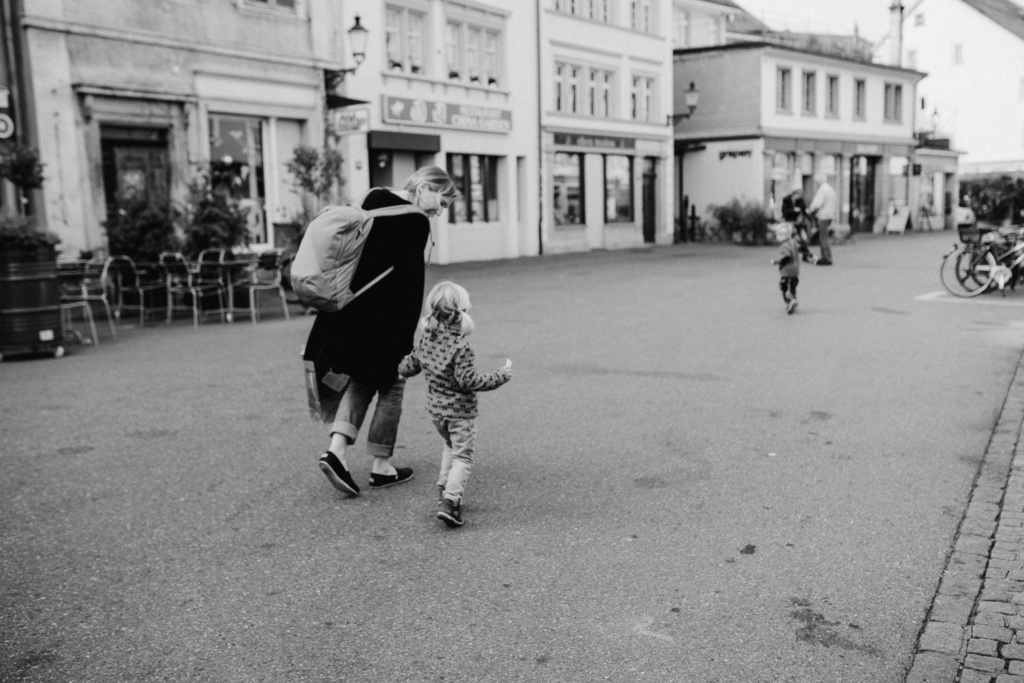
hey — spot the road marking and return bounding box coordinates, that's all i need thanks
[917,290,1024,307]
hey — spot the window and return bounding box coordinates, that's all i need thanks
[386,6,425,74]
[631,76,654,122]
[914,13,924,26]
[209,114,265,240]
[854,78,866,120]
[631,0,652,32]
[777,67,792,113]
[445,4,504,86]
[604,155,633,223]
[802,70,816,115]
[826,75,839,117]
[553,152,584,225]
[953,44,963,65]
[884,83,903,122]
[245,0,296,10]
[447,154,499,223]
[557,62,611,116]
[556,0,610,23]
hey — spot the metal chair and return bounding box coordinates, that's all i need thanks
[158,252,225,327]
[243,251,290,323]
[57,259,116,341]
[104,255,164,325]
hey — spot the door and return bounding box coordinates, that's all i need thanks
[642,157,657,243]
[849,155,877,233]
[101,126,170,212]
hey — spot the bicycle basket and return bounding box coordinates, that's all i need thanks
[959,225,993,243]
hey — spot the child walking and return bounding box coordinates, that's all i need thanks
[398,281,512,527]
[772,223,801,314]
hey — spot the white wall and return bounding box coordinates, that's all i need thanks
[683,138,764,220]
[903,0,1024,170]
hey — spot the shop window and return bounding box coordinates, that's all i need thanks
[826,75,839,117]
[884,83,903,123]
[553,152,584,226]
[776,67,792,113]
[447,154,499,223]
[854,79,866,120]
[445,4,504,86]
[386,5,425,74]
[208,114,266,241]
[604,155,633,223]
[802,71,816,115]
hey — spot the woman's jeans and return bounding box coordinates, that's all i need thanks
[327,377,405,458]
[432,417,477,501]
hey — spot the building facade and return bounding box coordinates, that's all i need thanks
[895,0,1024,177]
[334,0,540,265]
[10,0,348,259]
[538,0,675,253]
[673,42,925,234]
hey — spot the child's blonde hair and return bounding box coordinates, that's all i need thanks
[776,223,793,241]
[424,280,471,329]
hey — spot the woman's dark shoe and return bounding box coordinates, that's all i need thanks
[319,451,360,496]
[369,467,414,489]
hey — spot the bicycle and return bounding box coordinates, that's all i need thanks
[939,224,1023,298]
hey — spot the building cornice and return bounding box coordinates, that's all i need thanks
[20,15,333,71]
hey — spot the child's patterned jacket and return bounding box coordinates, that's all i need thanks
[398,318,510,420]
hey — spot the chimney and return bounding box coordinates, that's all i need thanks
[889,1,904,66]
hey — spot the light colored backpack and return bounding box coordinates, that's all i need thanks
[290,198,425,313]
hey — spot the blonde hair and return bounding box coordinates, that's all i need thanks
[404,166,457,200]
[422,280,472,334]
[776,223,793,240]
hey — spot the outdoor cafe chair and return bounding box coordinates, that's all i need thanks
[158,252,225,327]
[57,258,116,341]
[242,251,290,323]
[104,255,164,326]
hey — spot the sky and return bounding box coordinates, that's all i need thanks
[732,0,894,43]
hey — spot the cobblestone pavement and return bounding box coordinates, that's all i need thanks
[908,348,1024,683]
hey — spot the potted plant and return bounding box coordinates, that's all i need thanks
[180,165,251,258]
[0,213,65,358]
[103,196,182,263]
[709,198,773,245]
[0,144,45,216]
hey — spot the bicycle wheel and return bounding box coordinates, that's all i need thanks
[940,245,997,297]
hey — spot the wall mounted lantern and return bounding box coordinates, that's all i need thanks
[325,16,369,92]
[667,82,700,126]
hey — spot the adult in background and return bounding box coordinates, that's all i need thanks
[808,172,837,266]
[305,166,457,496]
[780,184,814,263]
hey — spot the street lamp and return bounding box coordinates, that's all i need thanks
[667,82,700,126]
[324,16,369,92]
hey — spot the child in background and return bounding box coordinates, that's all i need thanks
[398,281,512,527]
[771,223,801,314]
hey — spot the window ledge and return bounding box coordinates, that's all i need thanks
[382,70,510,98]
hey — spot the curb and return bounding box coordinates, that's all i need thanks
[907,346,1024,683]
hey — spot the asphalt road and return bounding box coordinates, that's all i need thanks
[3,230,1024,682]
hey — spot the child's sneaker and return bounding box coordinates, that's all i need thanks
[437,498,464,527]
[787,298,798,314]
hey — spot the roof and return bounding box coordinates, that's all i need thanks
[960,0,1024,42]
[674,41,927,79]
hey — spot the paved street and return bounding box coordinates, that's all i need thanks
[4,230,1024,682]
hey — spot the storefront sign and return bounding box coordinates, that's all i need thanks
[382,96,511,133]
[553,133,635,150]
[856,143,881,155]
[331,107,369,136]
[719,149,752,160]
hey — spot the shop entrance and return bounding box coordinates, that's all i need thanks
[642,157,657,243]
[101,126,170,214]
[850,155,878,233]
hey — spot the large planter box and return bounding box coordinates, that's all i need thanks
[0,246,63,358]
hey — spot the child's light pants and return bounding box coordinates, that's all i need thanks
[432,417,477,501]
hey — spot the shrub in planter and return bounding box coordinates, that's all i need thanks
[709,198,772,245]
[181,167,251,258]
[103,198,181,262]
[0,213,60,256]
